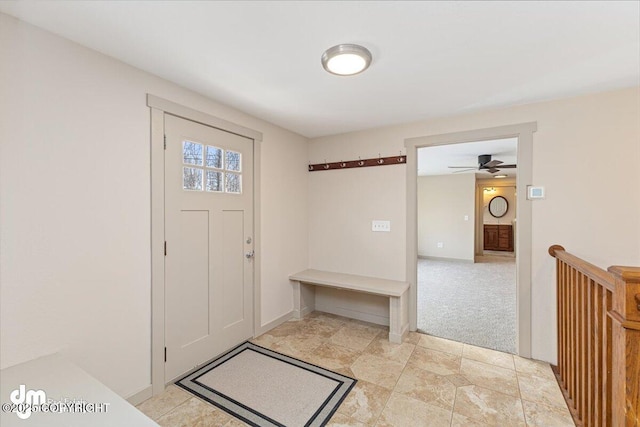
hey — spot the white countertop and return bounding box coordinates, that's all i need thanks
[0,353,158,427]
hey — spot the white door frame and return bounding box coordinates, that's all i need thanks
[405,122,536,357]
[147,95,263,395]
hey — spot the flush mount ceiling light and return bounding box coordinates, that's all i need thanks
[321,44,372,76]
[494,174,508,179]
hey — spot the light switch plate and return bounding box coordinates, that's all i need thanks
[372,220,391,232]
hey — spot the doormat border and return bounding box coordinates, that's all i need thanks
[175,341,357,427]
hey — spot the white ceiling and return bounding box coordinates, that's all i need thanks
[1,1,638,138]
[418,138,518,179]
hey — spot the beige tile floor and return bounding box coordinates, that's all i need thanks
[137,313,575,426]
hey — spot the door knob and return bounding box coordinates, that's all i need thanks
[245,250,255,259]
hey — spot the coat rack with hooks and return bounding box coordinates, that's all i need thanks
[308,153,406,172]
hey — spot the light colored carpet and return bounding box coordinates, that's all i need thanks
[417,256,516,354]
[176,342,355,427]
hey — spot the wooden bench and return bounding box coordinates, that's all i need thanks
[289,269,410,343]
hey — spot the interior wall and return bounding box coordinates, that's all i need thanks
[417,174,475,261]
[308,165,406,280]
[308,86,640,364]
[0,14,308,397]
[307,164,405,323]
[483,186,517,224]
[475,179,517,255]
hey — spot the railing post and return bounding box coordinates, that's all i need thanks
[608,265,640,427]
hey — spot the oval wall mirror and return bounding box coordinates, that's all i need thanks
[489,196,508,218]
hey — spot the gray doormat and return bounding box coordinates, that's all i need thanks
[175,342,356,427]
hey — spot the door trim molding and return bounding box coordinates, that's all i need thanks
[148,95,262,395]
[147,95,263,142]
[404,122,536,358]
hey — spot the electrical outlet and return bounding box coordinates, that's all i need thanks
[464,215,469,221]
[372,220,391,232]
[437,242,444,248]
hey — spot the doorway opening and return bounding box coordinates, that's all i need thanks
[416,138,517,353]
[405,122,536,358]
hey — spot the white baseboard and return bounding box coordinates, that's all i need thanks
[315,306,389,327]
[126,385,153,406]
[418,255,474,263]
[293,305,313,320]
[255,310,293,337]
[389,323,409,344]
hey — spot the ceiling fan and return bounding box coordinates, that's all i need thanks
[448,154,517,174]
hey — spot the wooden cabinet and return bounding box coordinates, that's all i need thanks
[484,224,513,252]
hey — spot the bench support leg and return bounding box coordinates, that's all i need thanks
[292,281,315,319]
[388,289,409,344]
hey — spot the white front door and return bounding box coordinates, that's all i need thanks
[164,114,254,381]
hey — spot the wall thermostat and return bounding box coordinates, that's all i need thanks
[527,186,545,199]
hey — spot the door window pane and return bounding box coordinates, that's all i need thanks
[225,173,241,194]
[183,141,203,166]
[206,171,223,192]
[206,146,223,169]
[182,139,243,194]
[183,167,203,190]
[225,151,241,172]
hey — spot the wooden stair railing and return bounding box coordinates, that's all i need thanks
[549,245,640,427]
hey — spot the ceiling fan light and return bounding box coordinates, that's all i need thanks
[322,44,372,76]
